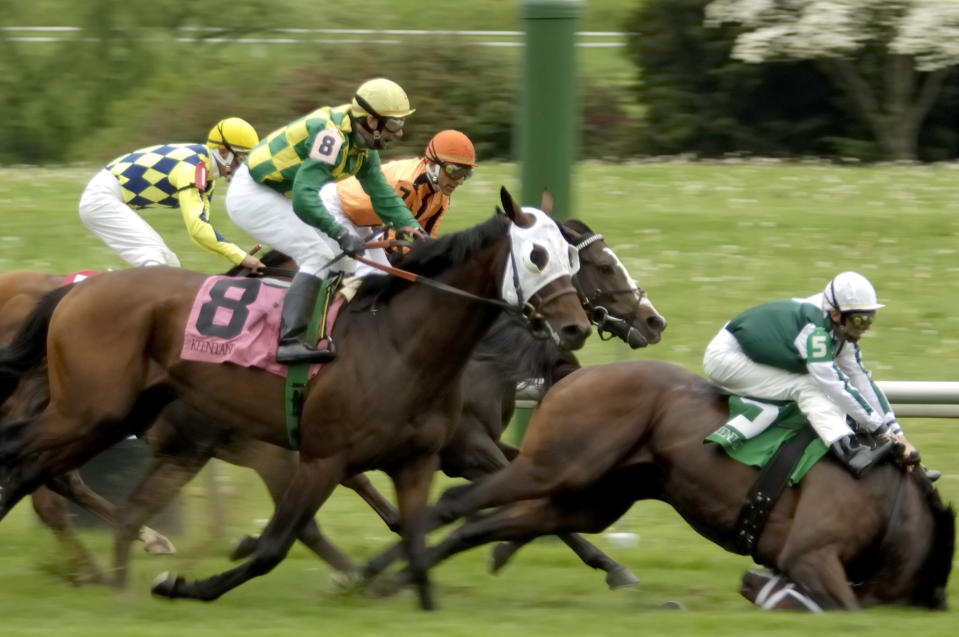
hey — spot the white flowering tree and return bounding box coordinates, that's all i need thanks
[705,0,959,160]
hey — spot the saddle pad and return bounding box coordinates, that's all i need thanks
[180,275,343,378]
[706,397,828,486]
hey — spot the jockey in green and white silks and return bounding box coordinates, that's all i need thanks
[225,78,422,365]
[703,271,920,477]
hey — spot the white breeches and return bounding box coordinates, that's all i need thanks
[703,328,853,445]
[225,165,390,278]
[78,169,180,267]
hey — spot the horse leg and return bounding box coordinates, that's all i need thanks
[389,453,441,611]
[151,455,345,601]
[110,454,205,587]
[442,433,638,588]
[46,469,175,556]
[342,473,400,532]
[30,486,105,585]
[225,445,356,574]
[779,547,858,610]
[1,384,175,520]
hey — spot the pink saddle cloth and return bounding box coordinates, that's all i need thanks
[180,275,343,378]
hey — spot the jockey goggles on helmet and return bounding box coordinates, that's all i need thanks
[844,313,875,329]
[440,162,473,180]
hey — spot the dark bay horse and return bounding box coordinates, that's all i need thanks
[418,360,955,610]
[0,217,665,589]
[0,188,590,609]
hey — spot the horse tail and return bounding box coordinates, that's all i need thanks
[0,283,75,404]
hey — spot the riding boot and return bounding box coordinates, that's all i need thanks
[276,272,336,364]
[829,434,896,478]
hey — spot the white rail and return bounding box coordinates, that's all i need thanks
[516,380,959,418]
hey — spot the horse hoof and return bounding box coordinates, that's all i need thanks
[659,601,687,610]
[229,535,259,561]
[489,542,517,573]
[606,565,640,589]
[151,571,181,598]
[329,570,364,593]
[143,536,176,555]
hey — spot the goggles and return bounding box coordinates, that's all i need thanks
[441,162,474,180]
[845,313,875,328]
[383,118,405,134]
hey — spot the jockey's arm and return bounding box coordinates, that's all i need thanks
[290,157,343,237]
[834,344,899,433]
[806,359,885,432]
[355,151,419,230]
[173,167,248,265]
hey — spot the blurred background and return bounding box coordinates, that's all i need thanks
[3,0,957,165]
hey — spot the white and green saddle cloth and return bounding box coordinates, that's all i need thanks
[706,396,829,486]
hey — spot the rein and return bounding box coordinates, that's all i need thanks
[355,236,578,319]
[875,468,908,554]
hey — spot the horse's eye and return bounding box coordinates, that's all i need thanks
[528,245,549,271]
[599,264,614,275]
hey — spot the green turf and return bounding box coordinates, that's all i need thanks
[1,160,958,634]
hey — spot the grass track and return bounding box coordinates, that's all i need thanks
[1,160,958,635]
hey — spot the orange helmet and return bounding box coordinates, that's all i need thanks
[425,130,477,167]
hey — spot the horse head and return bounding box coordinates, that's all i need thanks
[559,219,666,348]
[499,187,590,352]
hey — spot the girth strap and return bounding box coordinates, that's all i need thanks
[733,426,818,556]
[284,272,343,450]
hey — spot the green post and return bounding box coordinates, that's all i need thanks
[518,0,582,219]
[509,0,581,446]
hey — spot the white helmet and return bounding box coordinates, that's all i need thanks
[822,271,885,313]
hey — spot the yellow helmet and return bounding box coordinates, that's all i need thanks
[351,78,415,119]
[207,117,259,153]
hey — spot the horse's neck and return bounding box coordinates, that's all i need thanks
[383,239,508,375]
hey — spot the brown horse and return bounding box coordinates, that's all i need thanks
[0,216,665,589]
[0,188,590,609]
[416,360,954,610]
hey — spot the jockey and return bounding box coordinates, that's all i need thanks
[79,117,264,272]
[326,129,477,276]
[225,78,422,365]
[703,271,922,478]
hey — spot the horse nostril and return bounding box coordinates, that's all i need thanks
[648,316,667,332]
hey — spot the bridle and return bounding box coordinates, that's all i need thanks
[570,231,647,340]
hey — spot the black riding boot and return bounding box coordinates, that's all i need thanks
[829,434,895,478]
[276,272,336,364]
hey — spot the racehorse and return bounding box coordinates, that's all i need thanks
[0,188,590,609]
[0,217,666,589]
[416,360,954,610]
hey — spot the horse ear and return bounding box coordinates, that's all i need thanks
[540,189,554,216]
[501,186,536,228]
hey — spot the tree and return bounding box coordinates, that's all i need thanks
[705,0,959,160]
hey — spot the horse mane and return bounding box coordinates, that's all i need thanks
[351,213,510,309]
[559,218,593,237]
[910,470,956,608]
